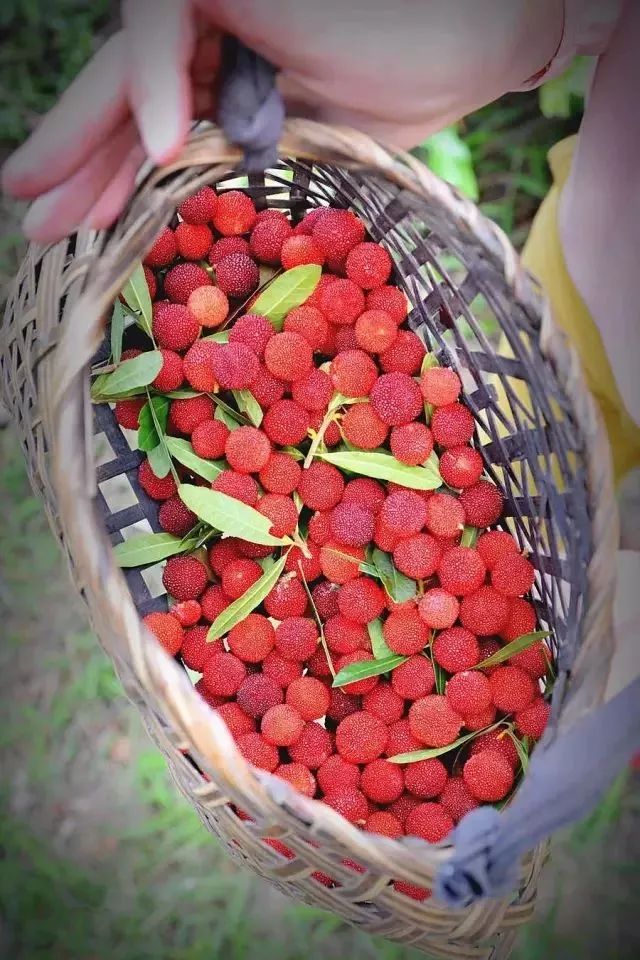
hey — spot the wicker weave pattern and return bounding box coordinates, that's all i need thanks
[0,120,619,959]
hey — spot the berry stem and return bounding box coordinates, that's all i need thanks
[298,567,335,678]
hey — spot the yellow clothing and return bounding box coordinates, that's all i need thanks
[520,135,640,484]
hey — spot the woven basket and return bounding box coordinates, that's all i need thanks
[1,120,618,960]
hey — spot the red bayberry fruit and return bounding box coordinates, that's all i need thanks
[365,285,407,324]
[229,312,274,357]
[439,445,484,489]
[336,711,388,764]
[152,302,200,350]
[275,763,317,798]
[289,722,333,769]
[237,732,279,771]
[420,367,461,406]
[418,589,460,629]
[432,627,480,673]
[390,422,433,466]
[264,576,307,619]
[209,235,250,264]
[187,286,229,328]
[361,759,404,804]
[281,234,325,269]
[330,349,378,397]
[144,226,177,267]
[337,577,386,624]
[212,191,257,235]
[298,462,345,511]
[404,758,448,799]
[212,470,259,505]
[409,695,464,747]
[391,656,435,701]
[489,665,536,712]
[158,495,197,536]
[424,492,466,539]
[355,309,397,353]
[459,480,504,527]
[221,558,263,599]
[228,613,275,663]
[143,612,183,656]
[179,186,218,224]
[319,540,364,584]
[460,585,510,636]
[437,546,486,597]
[162,555,208,601]
[515,698,550,739]
[164,263,211,304]
[492,553,536,597]
[202,650,247,697]
[393,533,441,579]
[379,330,426,375]
[262,399,310,446]
[169,394,215,435]
[383,608,430,655]
[370,373,423,426]
[405,802,454,842]
[439,777,479,823]
[463,752,514,802]
[264,331,313,382]
[175,221,213,260]
[446,671,492,716]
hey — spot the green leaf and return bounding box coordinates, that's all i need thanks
[232,389,263,427]
[503,727,530,773]
[138,396,169,451]
[214,405,241,431]
[371,548,417,603]
[472,631,550,670]
[110,300,127,366]
[208,553,288,640]
[420,126,479,201]
[178,485,287,546]
[251,264,322,330]
[368,618,395,660]
[148,442,172,479]
[332,654,407,688]
[113,532,199,567]
[147,388,179,484]
[212,395,248,427]
[121,261,153,338]
[461,526,479,547]
[91,351,163,399]
[203,329,230,343]
[420,352,440,373]
[388,722,501,763]
[165,438,224,482]
[319,449,441,490]
[163,389,203,400]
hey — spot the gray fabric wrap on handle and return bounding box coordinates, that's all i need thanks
[217,38,640,907]
[218,36,284,171]
[436,676,640,907]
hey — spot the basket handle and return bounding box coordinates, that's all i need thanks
[435,675,640,907]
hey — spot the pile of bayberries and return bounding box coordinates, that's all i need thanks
[101,185,552,900]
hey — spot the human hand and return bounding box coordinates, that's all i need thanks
[2,0,562,243]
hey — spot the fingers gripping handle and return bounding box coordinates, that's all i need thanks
[218,36,284,171]
[436,676,640,907]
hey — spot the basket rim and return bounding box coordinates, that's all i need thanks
[17,118,618,893]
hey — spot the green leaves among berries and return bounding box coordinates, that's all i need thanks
[110,300,127,366]
[388,721,502,764]
[121,261,153,339]
[369,549,416,604]
[178,485,290,547]
[138,396,169,451]
[318,449,441,490]
[91,351,163,401]
[202,328,231,343]
[503,726,530,772]
[368,618,395,660]
[207,553,288,641]
[164,438,224,483]
[113,531,199,568]
[471,631,550,670]
[232,389,263,427]
[251,264,322,330]
[460,526,479,547]
[332,653,407,689]
[147,443,173,479]
[212,395,248,429]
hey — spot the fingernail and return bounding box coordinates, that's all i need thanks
[22,192,66,242]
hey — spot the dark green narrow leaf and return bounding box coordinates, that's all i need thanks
[388,721,502,763]
[371,548,417,603]
[472,631,551,670]
[147,388,179,483]
[91,351,163,399]
[332,654,407,688]
[121,261,153,338]
[461,526,479,547]
[232,389,263,427]
[138,396,169,451]
[208,553,288,640]
[110,300,127,366]
[251,264,322,330]
[178,485,288,546]
[368,619,395,660]
[114,532,199,567]
[319,450,441,490]
[503,727,530,773]
[211,395,248,427]
[147,442,172,479]
[165,438,224,482]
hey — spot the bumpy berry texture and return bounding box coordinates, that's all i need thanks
[106,194,552,841]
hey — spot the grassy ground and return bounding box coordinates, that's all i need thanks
[1,4,638,959]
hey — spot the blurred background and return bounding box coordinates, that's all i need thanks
[0,3,638,959]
